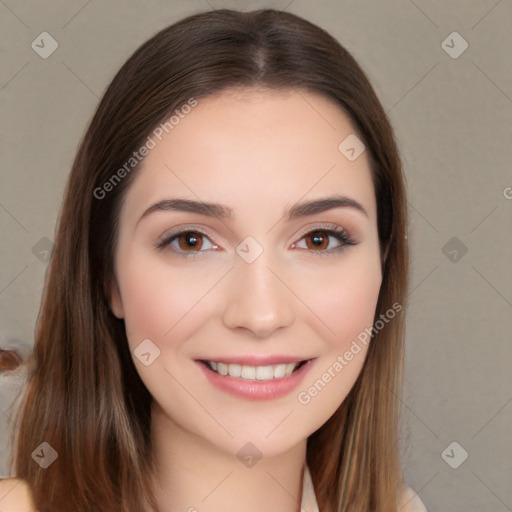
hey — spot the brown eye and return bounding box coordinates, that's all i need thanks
[304,230,330,250]
[293,227,355,253]
[158,229,216,255]
[176,231,204,251]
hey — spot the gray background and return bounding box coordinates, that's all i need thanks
[1,1,511,510]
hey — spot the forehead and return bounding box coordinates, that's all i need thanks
[121,87,376,223]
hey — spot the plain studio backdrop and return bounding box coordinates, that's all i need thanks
[0,1,511,511]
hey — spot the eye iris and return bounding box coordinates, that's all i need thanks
[178,231,203,251]
[306,230,329,250]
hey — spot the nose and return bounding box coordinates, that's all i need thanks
[222,256,295,338]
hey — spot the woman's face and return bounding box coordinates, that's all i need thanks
[109,88,382,458]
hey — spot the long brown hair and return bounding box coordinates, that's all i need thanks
[11,8,408,511]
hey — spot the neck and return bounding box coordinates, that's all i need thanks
[149,403,307,512]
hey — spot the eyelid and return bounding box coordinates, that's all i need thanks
[157,224,215,243]
[155,225,219,254]
[294,222,347,239]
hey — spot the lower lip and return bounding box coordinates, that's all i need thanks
[197,360,314,401]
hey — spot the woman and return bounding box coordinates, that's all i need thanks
[1,8,427,512]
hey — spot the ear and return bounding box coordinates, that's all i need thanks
[107,277,125,319]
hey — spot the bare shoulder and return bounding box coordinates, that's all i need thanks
[0,478,37,512]
[401,486,428,512]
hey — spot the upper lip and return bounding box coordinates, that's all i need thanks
[197,355,313,366]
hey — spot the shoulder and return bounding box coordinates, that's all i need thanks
[0,478,37,512]
[401,486,428,512]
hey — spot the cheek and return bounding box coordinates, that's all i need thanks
[295,252,382,351]
[116,253,225,349]
[332,272,381,348]
[293,257,381,424]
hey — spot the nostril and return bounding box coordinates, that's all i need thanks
[0,349,23,372]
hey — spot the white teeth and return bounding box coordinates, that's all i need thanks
[273,364,286,379]
[206,360,302,380]
[217,362,228,376]
[241,366,256,379]
[285,363,296,374]
[228,363,241,377]
[256,365,273,380]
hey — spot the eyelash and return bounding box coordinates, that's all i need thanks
[155,224,356,258]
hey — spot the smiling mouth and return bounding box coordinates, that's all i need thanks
[199,359,309,381]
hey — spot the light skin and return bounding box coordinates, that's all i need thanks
[108,87,383,512]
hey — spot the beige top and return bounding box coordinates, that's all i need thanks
[301,465,428,512]
[0,468,427,512]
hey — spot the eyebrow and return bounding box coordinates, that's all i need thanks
[137,194,368,225]
[285,195,368,220]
